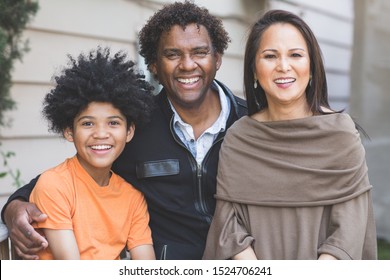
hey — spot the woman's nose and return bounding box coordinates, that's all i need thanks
[277,57,291,72]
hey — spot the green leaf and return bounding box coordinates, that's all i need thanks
[5,151,15,157]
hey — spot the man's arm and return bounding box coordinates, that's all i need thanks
[1,175,48,260]
[1,175,40,223]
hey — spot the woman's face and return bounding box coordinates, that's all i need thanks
[255,23,310,110]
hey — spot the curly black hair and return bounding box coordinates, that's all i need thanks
[138,0,230,70]
[42,47,155,134]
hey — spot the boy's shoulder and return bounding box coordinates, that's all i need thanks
[36,157,76,190]
[111,172,144,198]
[39,157,74,178]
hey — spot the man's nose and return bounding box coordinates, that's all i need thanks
[179,54,197,71]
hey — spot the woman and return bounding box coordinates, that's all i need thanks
[203,10,377,260]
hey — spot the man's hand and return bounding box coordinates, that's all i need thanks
[4,199,48,259]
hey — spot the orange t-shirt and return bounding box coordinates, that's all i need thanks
[30,156,152,260]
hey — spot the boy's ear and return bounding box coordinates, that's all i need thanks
[126,123,135,143]
[64,128,74,142]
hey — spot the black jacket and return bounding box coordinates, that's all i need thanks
[113,80,247,259]
[2,80,247,260]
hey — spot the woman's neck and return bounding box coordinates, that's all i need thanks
[253,104,312,122]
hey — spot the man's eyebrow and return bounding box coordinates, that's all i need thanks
[193,46,211,51]
[162,46,210,52]
[162,48,180,53]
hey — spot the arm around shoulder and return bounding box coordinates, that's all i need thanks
[1,175,41,223]
[2,199,48,260]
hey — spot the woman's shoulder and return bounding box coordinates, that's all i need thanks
[227,115,253,134]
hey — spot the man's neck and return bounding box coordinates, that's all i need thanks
[170,89,221,140]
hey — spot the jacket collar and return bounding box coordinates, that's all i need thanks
[157,79,243,123]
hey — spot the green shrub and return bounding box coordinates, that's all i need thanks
[378,238,390,260]
[0,0,38,187]
[0,0,39,126]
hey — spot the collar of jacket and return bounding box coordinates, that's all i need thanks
[157,79,247,123]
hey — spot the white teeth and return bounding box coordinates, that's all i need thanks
[91,145,112,150]
[275,78,295,84]
[177,77,199,84]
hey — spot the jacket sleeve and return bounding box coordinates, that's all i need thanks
[317,190,377,259]
[1,175,41,223]
[202,199,254,260]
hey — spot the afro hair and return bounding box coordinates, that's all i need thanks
[42,47,155,134]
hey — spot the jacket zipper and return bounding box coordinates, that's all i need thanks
[164,88,242,226]
[200,136,224,223]
[169,116,213,223]
[159,245,167,260]
[196,162,211,223]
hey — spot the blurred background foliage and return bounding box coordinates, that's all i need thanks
[0,0,39,127]
[0,0,38,187]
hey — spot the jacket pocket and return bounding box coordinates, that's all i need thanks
[136,159,179,179]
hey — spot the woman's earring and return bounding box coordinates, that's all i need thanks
[309,75,312,87]
[254,79,258,89]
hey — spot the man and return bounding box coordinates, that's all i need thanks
[1,1,247,260]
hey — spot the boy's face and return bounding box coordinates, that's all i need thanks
[64,102,133,180]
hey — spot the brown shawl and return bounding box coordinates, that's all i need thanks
[216,114,372,206]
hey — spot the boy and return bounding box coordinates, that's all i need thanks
[29,47,156,260]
